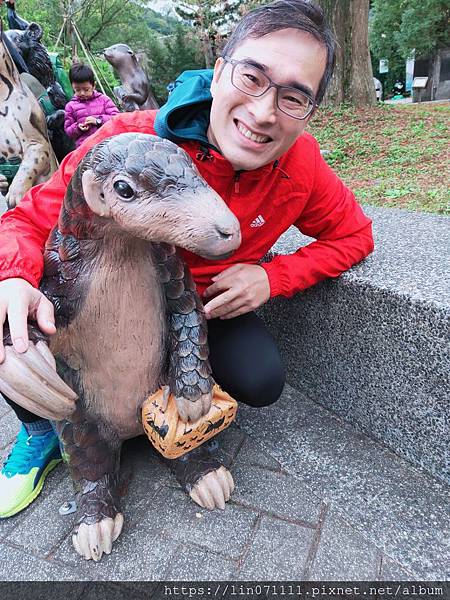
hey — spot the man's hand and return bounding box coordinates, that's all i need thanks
[203,264,270,320]
[0,278,56,363]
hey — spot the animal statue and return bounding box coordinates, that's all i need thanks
[19,72,75,163]
[104,43,159,111]
[5,22,54,87]
[45,82,76,162]
[0,133,241,561]
[5,1,28,31]
[4,12,74,161]
[0,29,57,208]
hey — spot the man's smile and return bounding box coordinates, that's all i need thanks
[234,119,272,144]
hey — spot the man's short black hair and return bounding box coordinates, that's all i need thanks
[222,0,336,105]
[69,62,95,86]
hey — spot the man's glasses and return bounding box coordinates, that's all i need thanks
[222,56,316,120]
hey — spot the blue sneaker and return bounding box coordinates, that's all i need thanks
[0,425,61,518]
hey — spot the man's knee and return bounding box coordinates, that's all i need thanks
[235,364,286,408]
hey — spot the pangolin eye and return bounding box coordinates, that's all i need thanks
[113,180,134,199]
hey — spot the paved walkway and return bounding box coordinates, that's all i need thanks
[0,386,448,581]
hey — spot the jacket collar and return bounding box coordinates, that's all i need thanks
[154,69,215,148]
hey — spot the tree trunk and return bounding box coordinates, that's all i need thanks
[322,0,376,106]
[201,32,215,69]
[349,0,376,104]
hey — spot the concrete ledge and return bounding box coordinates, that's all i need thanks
[260,206,449,484]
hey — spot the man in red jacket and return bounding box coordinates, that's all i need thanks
[0,0,373,518]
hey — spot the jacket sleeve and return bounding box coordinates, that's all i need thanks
[261,148,374,298]
[64,102,83,140]
[0,115,143,288]
[97,96,120,125]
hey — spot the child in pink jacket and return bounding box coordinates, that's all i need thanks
[64,63,119,147]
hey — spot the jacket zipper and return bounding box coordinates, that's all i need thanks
[234,171,241,194]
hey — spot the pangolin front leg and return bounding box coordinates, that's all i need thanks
[155,242,214,422]
[155,242,234,510]
[55,414,123,561]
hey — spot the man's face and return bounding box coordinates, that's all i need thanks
[208,28,327,171]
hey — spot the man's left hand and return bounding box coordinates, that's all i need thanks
[203,264,270,320]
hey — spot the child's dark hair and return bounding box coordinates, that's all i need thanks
[69,63,95,86]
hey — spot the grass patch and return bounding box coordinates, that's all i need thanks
[308,103,449,215]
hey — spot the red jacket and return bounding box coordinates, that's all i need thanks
[0,110,373,298]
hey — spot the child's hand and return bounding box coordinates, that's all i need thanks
[78,123,89,131]
[83,116,98,126]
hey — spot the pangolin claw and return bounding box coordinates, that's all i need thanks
[72,513,124,561]
[175,390,213,423]
[0,342,77,420]
[189,466,234,510]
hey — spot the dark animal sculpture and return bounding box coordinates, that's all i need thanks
[5,22,53,85]
[45,82,76,162]
[0,29,57,207]
[104,43,159,111]
[0,133,241,561]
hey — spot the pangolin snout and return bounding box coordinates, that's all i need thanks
[197,213,241,260]
[215,219,240,242]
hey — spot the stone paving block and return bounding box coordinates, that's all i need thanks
[0,542,89,581]
[139,486,258,560]
[381,556,415,580]
[0,394,11,418]
[164,544,237,580]
[237,386,356,497]
[119,436,171,517]
[54,527,177,581]
[0,409,19,450]
[7,473,75,556]
[349,470,450,580]
[233,435,282,471]
[232,463,321,525]
[238,384,450,580]
[309,509,381,580]
[238,516,314,580]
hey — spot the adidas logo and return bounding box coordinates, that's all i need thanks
[250,215,266,227]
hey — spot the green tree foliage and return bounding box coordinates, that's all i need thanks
[369,1,405,92]
[395,0,450,59]
[370,0,450,64]
[145,8,180,36]
[3,0,61,43]
[173,0,249,66]
[145,24,205,105]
